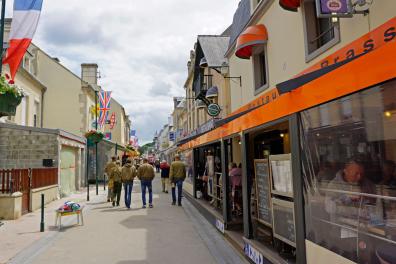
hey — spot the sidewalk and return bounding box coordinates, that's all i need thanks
[0,186,105,264]
[4,176,247,264]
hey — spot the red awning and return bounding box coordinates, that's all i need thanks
[279,0,300,12]
[235,24,268,59]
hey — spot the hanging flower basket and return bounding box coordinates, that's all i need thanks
[85,130,104,145]
[0,75,23,117]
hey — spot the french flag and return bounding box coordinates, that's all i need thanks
[3,0,43,80]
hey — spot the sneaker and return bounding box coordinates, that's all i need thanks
[172,202,176,205]
[107,199,110,202]
[112,201,115,207]
[178,203,182,207]
[165,191,168,193]
[142,205,146,209]
[149,204,153,208]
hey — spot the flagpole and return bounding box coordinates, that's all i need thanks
[95,90,99,195]
[0,0,6,75]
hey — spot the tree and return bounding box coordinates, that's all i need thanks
[138,142,154,155]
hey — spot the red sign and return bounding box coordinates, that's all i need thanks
[110,113,116,129]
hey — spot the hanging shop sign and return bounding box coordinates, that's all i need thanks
[109,113,116,129]
[169,132,175,141]
[316,0,351,17]
[207,103,221,117]
[105,132,112,140]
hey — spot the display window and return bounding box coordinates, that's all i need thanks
[301,78,396,263]
[194,143,223,213]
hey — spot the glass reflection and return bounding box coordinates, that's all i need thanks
[301,79,396,263]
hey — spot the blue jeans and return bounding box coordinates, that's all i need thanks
[124,181,133,208]
[172,180,183,204]
[141,180,153,206]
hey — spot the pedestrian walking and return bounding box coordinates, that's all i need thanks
[154,159,161,173]
[121,159,137,209]
[105,156,117,202]
[160,160,170,193]
[137,158,155,208]
[111,160,122,207]
[169,155,186,206]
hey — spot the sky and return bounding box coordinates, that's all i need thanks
[6,0,239,144]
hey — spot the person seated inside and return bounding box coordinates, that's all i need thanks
[324,159,375,261]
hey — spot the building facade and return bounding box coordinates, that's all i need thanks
[177,1,396,264]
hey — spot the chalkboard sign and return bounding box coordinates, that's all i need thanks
[272,198,296,247]
[254,159,272,227]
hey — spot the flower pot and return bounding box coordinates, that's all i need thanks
[0,93,22,117]
[87,133,103,144]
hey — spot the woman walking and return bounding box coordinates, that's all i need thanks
[160,160,170,193]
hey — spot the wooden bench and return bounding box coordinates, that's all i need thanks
[55,206,84,230]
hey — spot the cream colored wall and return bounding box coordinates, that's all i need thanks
[306,240,355,264]
[36,49,83,136]
[3,68,43,127]
[229,0,396,112]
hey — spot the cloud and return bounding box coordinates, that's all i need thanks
[6,0,239,143]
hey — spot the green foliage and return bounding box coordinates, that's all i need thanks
[138,142,154,155]
[0,76,23,99]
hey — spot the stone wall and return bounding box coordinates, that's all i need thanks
[0,125,59,169]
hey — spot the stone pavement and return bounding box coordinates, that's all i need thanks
[4,175,248,264]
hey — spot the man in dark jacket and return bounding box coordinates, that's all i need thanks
[169,155,186,206]
[160,160,170,193]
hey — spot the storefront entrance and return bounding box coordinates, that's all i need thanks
[244,119,296,261]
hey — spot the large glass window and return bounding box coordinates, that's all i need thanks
[301,79,396,263]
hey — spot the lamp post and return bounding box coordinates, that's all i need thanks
[86,143,89,201]
[95,90,99,195]
[0,0,6,75]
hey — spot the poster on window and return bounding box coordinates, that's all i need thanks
[270,154,293,197]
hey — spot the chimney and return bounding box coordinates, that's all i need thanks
[81,63,98,86]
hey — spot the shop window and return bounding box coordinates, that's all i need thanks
[300,79,396,263]
[302,0,340,61]
[341,96,353,120]
[252,45,269,95]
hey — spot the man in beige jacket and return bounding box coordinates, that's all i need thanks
[137,158,155,208]
[170,155,186,206]
[121,159,137,209]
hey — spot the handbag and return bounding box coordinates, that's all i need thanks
[202,168,209,182]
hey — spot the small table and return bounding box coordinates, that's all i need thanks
[55,207,84,230]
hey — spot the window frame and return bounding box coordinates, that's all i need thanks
[252,44,269,95]
[301,0,341,62]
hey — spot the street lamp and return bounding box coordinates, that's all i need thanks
[0,0,7,75]
[220,62,242,87]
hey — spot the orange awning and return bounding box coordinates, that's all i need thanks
[235,24,268,59]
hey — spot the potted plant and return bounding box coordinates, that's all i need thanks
[0,75,24,117]
[84,130,104,145]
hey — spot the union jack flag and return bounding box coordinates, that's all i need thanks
[98,91,112,127]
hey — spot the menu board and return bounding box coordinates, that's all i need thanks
[254,159,272,227]
[270,154,293,197]
[272,198,296,247]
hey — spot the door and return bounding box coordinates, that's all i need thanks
[60,146,77,197]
